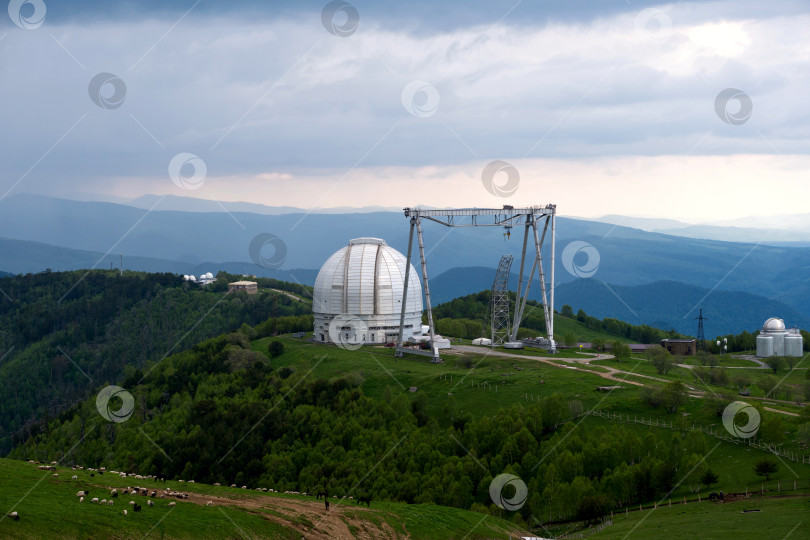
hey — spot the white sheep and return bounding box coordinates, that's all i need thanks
[71,475,78,480]
[100,499,106,505]
[79,497,84,503]
[206,501,212,507]
[8,511,19,521]
[91,498,99,504]
[111,489,118,497]
[123,510,127,516]
[76,491,87,497]
[147,500,154,507]
[107,500,114,506]
[168,502,176,507]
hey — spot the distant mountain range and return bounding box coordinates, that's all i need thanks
[594,214,810,244]
[2,193,810,334]
[428,267,804,336]
[0,237,318,285]
[125,194,404,215]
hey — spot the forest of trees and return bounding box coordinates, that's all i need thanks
[11,326,760,527]
[0,270,312,454]
[431,291,686,343]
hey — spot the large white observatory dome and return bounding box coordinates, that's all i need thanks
[312,238,423,345]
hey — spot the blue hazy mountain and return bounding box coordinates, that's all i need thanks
[0,237,317,284]
[428,267,805,336]
[2,194,810,324]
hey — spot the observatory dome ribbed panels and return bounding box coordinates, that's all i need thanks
[312,238,423,345]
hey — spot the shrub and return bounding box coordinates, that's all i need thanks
[268,341,284,358]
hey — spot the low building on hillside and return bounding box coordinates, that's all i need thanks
[629,344,659,354]
[660,338,696,356]
[228,281,258,294]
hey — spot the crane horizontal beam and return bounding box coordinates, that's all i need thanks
[403,205,555,227]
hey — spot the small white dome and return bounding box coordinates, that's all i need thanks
[763,318,786,332]
[189,275,196,281]
[205,272,214,279]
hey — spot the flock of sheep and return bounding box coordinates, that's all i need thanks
[5,460,367,524]
[75,485,186,515]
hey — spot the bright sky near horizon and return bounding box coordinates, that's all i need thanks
[2,0,809,221]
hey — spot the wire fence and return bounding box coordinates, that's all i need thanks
[587,409,809,464]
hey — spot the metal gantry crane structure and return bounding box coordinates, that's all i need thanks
[491,255,514,345]
[396,205,557,363]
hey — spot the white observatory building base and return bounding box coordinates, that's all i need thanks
[756,317,803,357]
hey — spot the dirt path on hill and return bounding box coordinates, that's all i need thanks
[449,346,802,416]
[91,485,404,539]
[269,288,308,303]
[451,345,653,387]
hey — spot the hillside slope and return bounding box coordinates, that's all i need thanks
[0,270,312,454]
[0,458,529,539]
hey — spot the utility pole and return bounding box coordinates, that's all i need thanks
[695,309,708,351]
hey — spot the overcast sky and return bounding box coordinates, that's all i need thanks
[1,0,809,221]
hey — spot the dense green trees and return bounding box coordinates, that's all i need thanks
[12,328,737,526]
[0,270,312,454]
[431,292,687,344]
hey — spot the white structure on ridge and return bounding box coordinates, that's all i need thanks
[756,317,803,357]
[312,238,424,345]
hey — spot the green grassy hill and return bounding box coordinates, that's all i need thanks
[4,270,810,539]
[592,494,810,539]
[0,458,529,539]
